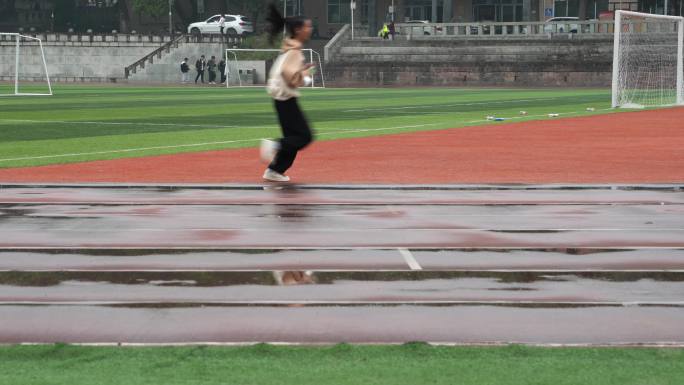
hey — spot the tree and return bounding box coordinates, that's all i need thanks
[229,0,277,32]
[132,0,168,19]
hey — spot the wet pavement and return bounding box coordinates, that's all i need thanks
[0,184,683,345]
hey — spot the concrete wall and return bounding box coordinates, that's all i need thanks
[326,36,614,87]
[0,34,169,82]
[0,34,248,83]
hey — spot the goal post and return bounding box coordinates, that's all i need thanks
[224,48,325,88]
[0,33,53,96]
[612,10,683,108]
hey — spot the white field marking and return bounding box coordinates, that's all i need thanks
[0,124,442,163]
[319,123,442,136]
[398,248,422,270]
[0,119,242,129]
[0,109,612,164]
[343,97,560,113]
[0,137,263,163]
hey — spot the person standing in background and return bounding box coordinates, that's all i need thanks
[219,58,227,84]
[219,15,226,37]
[207,55,217,84]
[195,55,206,84]
[180,58,190,83]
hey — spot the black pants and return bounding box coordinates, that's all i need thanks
[269,98,313,174]
[195,70,204,83]
[208,70,216,83]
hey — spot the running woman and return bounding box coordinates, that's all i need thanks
[260,3,316,182]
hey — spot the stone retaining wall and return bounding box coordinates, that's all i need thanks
[326,36,615,87]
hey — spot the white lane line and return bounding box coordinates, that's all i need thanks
[398,248,422,270]
[5,227,683,232]
[3,300,683,306]
[4,246,683,251]
[0,119,241,129]
[344,97,559,112]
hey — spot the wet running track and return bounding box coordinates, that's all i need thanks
[1,184,683,345]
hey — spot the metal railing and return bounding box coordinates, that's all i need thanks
[394,21,617,38]
[0,32,176,43]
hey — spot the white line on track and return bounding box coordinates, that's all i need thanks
[2,300,683,306]
[398,248,423,270]
[3,226,684,230]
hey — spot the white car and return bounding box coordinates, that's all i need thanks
[404,20,443,36]
[188,14,254,36]
[544,17,580,33]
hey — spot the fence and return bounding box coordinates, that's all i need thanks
[394,20,617,38]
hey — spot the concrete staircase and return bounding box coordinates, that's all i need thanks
[125,35,243,84]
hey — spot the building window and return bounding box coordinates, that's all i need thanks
[328,0,351,24]
[285,0,301,16]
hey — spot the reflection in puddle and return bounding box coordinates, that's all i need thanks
[272,271,315,285]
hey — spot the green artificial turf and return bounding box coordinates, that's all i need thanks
[0,343,682,385]
[0,84,613,168]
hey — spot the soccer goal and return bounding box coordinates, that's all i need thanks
[0,33,52,96]
[224,48,325,88]
[612,10,683,108]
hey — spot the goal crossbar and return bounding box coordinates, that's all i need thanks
[224,48,325,88]
[611,10,684,108]
[0,32,53,96]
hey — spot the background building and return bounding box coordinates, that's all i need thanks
[0,0,680,35]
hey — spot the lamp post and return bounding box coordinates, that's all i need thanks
[351,1,356,40]
[168,0,173,35]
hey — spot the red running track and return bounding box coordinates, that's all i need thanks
[0,108,682,184]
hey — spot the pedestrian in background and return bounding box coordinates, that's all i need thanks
[219,58,227,84]
[208,55,217,84]
[195,55,206,84]
[180,57,190,83]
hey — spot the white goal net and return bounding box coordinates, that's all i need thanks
[0,33,52,96]
[612,11,684,108]
[224,48,325,88]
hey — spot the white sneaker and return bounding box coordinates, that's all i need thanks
[263,168,290,182]
[259,139,279,164]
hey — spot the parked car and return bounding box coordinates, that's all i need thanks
[544,17,580,33]
[188,14,254,36]
[404,20,443,35]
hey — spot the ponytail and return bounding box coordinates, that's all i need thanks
[266,2,308,44]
